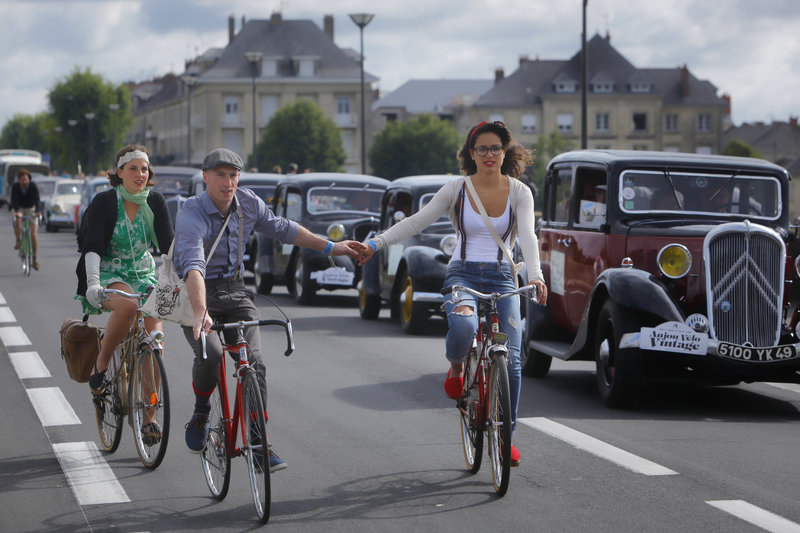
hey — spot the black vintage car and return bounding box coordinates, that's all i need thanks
[526,149,800,407]
[359,175,460,333]
[269,173,389,304]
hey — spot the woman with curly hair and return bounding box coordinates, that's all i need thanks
[75,144,173,442]
[358,121,548,466]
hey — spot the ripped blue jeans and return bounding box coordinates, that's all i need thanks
[443,260,521,431]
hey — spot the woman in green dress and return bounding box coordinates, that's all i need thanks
[75,145,173,439]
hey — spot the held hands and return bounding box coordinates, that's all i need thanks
[529,279,548,306]
[357,242,376,266]
[331,240,367,260]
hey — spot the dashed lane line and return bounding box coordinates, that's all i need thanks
[9,351,51,379]
[0,325,31,347]
[519,416,678,476]
[707,500,800,533]
[26,387,82,426]
[0,305,16,322]
[53,442,130,505]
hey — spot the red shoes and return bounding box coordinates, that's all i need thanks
[444,368,463,399]
[510,445,521,467]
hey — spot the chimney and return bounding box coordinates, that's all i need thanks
[324,14,334,41]
[495,67,504,85]
[228,14,235,43]
[680,64,690,99]
[271,11,282,25]
[721,93,731,116]
[790,116,798,127]
[519,54,529,67]
[241,15,246,31]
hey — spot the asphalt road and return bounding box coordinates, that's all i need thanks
[2,218,800,533]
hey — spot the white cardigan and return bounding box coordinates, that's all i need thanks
[371,176,544,282]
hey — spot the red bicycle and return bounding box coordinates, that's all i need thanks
[198,313,294,524]
[450,284,537,496]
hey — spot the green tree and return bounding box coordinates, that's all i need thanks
[48,67,133,175]
[253,99,346,172]
[722,138,763,159]
[527,131,575,197]
[368,114,461,179]
[0,112,49,153]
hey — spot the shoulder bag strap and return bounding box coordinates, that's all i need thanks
[234,198,243,280]
[464,176,522,287]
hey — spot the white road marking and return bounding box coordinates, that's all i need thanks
[519,417,678,476]
[707,500,800,533]
[0,292,5,304]
[52,442,130,505]
[765,382,800,394]
[26,387,81,426]
[0,326,31,347]
[9,351,51,379]
[0,306,15,322]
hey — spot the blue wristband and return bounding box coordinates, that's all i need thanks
[323,241,334,255]
[368,240,377,252]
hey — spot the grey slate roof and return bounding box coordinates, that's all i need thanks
[199,18,376,82]
[372,79,494,113]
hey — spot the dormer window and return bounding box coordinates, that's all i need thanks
[261,59,278,77]
[293,56,319,77]
[592,82,613,93]
[631,82,651,93]
[555,81,577,93]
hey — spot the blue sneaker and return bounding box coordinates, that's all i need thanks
[184,412,210,453]
[268,448,288,472]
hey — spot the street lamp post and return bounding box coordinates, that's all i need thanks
[85,112,96,175]
[349,13,374,174]
[581,0,588,149]
[244,52,264,170]
[181,76,198,165]
[67,119,78,176]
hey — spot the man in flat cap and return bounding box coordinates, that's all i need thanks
[174,148,365,469]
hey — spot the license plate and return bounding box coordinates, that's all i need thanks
[310,267,354,286]
[717,342,798,362]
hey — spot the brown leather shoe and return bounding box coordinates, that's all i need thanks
[14,239,20,250]
[33,258,40,270]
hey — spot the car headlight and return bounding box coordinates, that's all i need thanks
[440,235,457,257]
[657,243,691,279]
[327,223,345,242]
[52,203,64,214]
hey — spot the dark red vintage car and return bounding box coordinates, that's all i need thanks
[524,150,800,407]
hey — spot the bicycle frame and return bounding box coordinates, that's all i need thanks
[18,215,35,275]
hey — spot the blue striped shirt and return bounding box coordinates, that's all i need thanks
[174,187,299,279]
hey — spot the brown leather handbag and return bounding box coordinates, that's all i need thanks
[59,318,101,383]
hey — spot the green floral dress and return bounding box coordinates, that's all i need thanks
[77,193,158,314]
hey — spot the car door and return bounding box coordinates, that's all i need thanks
[540,166,574,330]
[272,185,302,277]
[377,189,413,300]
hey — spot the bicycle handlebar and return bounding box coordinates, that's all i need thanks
[450,284,538,303]
[201,318,295,358]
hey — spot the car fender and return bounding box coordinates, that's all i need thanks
[361,254,381,296]
[393,245,448,294]
[595,267,684,322]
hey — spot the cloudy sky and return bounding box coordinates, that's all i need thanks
[2,0,798,130]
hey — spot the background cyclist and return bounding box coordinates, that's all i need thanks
[11,168,41,270]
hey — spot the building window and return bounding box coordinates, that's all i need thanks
[223,129,242,155]
[665,114,679,132]
[632,113,647,132]
[383,113,397,122]
[489,113,504,123]
[260,95,278,125]
[664,146,680,152]
[336,96,353,126]
[595,113,610,133]
[342,129,355,158]
[592,82,613,93]
[223,96,241,126]
[697,114,712,133]
[261,59,278,77]
[556,81,577,93]
[557,113,573,134]
[631,82,651,93]
[298,59,315,77]
[521,114,536,133]
[696,146,712,155]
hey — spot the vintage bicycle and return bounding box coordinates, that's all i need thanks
[450,284,537,496]
[199,308,294,524]
[93,288,170,469]
[16,214,36,275]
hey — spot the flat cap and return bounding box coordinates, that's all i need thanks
[202,148,243,171]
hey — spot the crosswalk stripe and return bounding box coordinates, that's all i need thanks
[26,387,81,426]
[0,306,15,323]
[9,351,51,379]
[52,442,130,505]
[519,417,678,476]
[0,326,31,347]
[707,500,800,532]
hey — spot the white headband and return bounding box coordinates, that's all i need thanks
[117,150,149,169]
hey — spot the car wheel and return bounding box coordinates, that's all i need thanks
[594,300,642,408]
[522,348,552,378]
[359,282,381,320]
[399,272,426,334]
[294,258,316,305]
[45,214,55,233]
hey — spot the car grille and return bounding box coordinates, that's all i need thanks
[704,221,785,346]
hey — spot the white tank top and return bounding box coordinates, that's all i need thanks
[454,198,511,262]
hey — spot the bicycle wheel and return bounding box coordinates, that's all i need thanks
[129,347,170,469]
[201,383,231,500]
[242,369,271,524]
[459,346,483,474]
[94,371,124,453]
[487,353,512,496]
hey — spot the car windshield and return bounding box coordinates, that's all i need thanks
[307,186,382,214]
[419,192,449,222]
[618,169,781,219]
[241,185,275,203]
[56,182,81,195]
[92,182,110,194]
[36,181,57,196]
[153,174,192,196]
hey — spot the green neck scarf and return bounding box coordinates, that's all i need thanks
[116,186,158,249]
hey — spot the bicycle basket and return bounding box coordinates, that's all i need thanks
[59,319,101,382]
